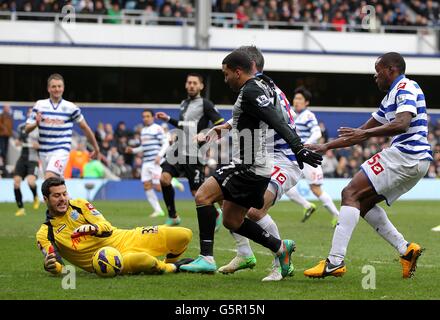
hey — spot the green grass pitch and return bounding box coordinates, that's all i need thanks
[0,200,439,300]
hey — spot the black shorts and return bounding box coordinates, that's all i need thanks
[14,157,39,179]
[161,158,205,191]
[213,163,270,210]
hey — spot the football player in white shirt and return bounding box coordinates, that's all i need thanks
[285,87,339,227]
[304,52,429,279]
[126,109,169,217]
[25,74,100,179]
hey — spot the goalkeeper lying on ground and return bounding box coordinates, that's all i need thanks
[36,177,193,275]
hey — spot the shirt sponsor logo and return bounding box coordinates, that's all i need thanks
[397,82,407,90]
[85,203,95,210]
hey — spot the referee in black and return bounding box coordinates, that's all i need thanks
[13,109,40,217]
[156,73,224,225]
[180,50,322,276]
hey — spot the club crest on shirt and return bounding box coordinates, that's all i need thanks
[70,210,79,220]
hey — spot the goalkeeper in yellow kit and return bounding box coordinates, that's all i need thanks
[37,177,193,276]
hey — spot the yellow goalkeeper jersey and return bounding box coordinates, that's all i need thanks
[36,198,176,273]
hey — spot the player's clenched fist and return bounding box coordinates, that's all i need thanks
[71,224,98,238]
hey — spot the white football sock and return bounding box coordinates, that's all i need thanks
[231,231,254,257]
[318,192,339,217]
[364,205,408,255]
[145,189,162,213]
[328,206,360,265]
[256,214,281,266]
[286,188,312,209]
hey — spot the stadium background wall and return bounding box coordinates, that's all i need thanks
[1,178,440,202]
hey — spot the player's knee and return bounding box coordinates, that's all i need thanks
[247,208,264,221]
[194,189,211,206]
[144,182,152,190]
[160,174,172,187]
[341,185,358,203]
[176,227,193,246]
[222,217,241,231]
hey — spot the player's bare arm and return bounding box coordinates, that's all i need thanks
[25,112,42,134]
[78,119,101,159]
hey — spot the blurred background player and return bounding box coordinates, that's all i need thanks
[285,87,339,227]
[155,73,224,226]
[38,177,193,276]
[25,73,100,179]
[304,52,429,279]
[126,109,169,218]
[13,108,40,217]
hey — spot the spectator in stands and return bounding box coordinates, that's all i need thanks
[83,159,106,178]
[64,142,90,178]
[93,0,108,16]
[0,104,13,162]
[110,155,132,179]
[321,149,338,178]
[107,1,122,24]
[95,122,106,148]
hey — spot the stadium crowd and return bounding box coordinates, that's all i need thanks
[1,106,440,180]
[0,0,438,29]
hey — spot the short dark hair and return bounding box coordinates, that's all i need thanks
[294,87,312,103]
[222,50,253,74]
[236,45,264,72]
[143,109,154,117]
[42,177,66,198]
[47,73,64,86]
[379,52,406,74]
[187,73,204,84]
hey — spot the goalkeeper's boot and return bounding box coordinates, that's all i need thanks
[150,210,165,218]
[179,255,217,274]
[277,239,296,278]
[400,242,423,279]
[165,215,181,226]
[331,216,338,228]
[171,178,185,192]
[288,262,295,276]
[218,255,256,274]
[33,196,40,210]
[215,207,223,233]
[431,225,440,232]
[301,203,316,223]
[15,208,26,217]
[304,259,346,278]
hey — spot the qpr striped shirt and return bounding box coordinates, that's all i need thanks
[132,123,169,163]
[272,86,298,162]
[293,108,320,144]
[255,73,298,162]
[372,74,433,161]
[27,99,83,155]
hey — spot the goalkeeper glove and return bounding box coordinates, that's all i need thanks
[71,224,98,238]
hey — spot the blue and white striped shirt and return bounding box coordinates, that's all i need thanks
[372,74,432,161]
[27,98,83,155]
[132,123,169,163]
[294,109,321,144]
[271,86,298,162]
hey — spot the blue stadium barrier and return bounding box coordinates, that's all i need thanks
[1,178,439,203]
